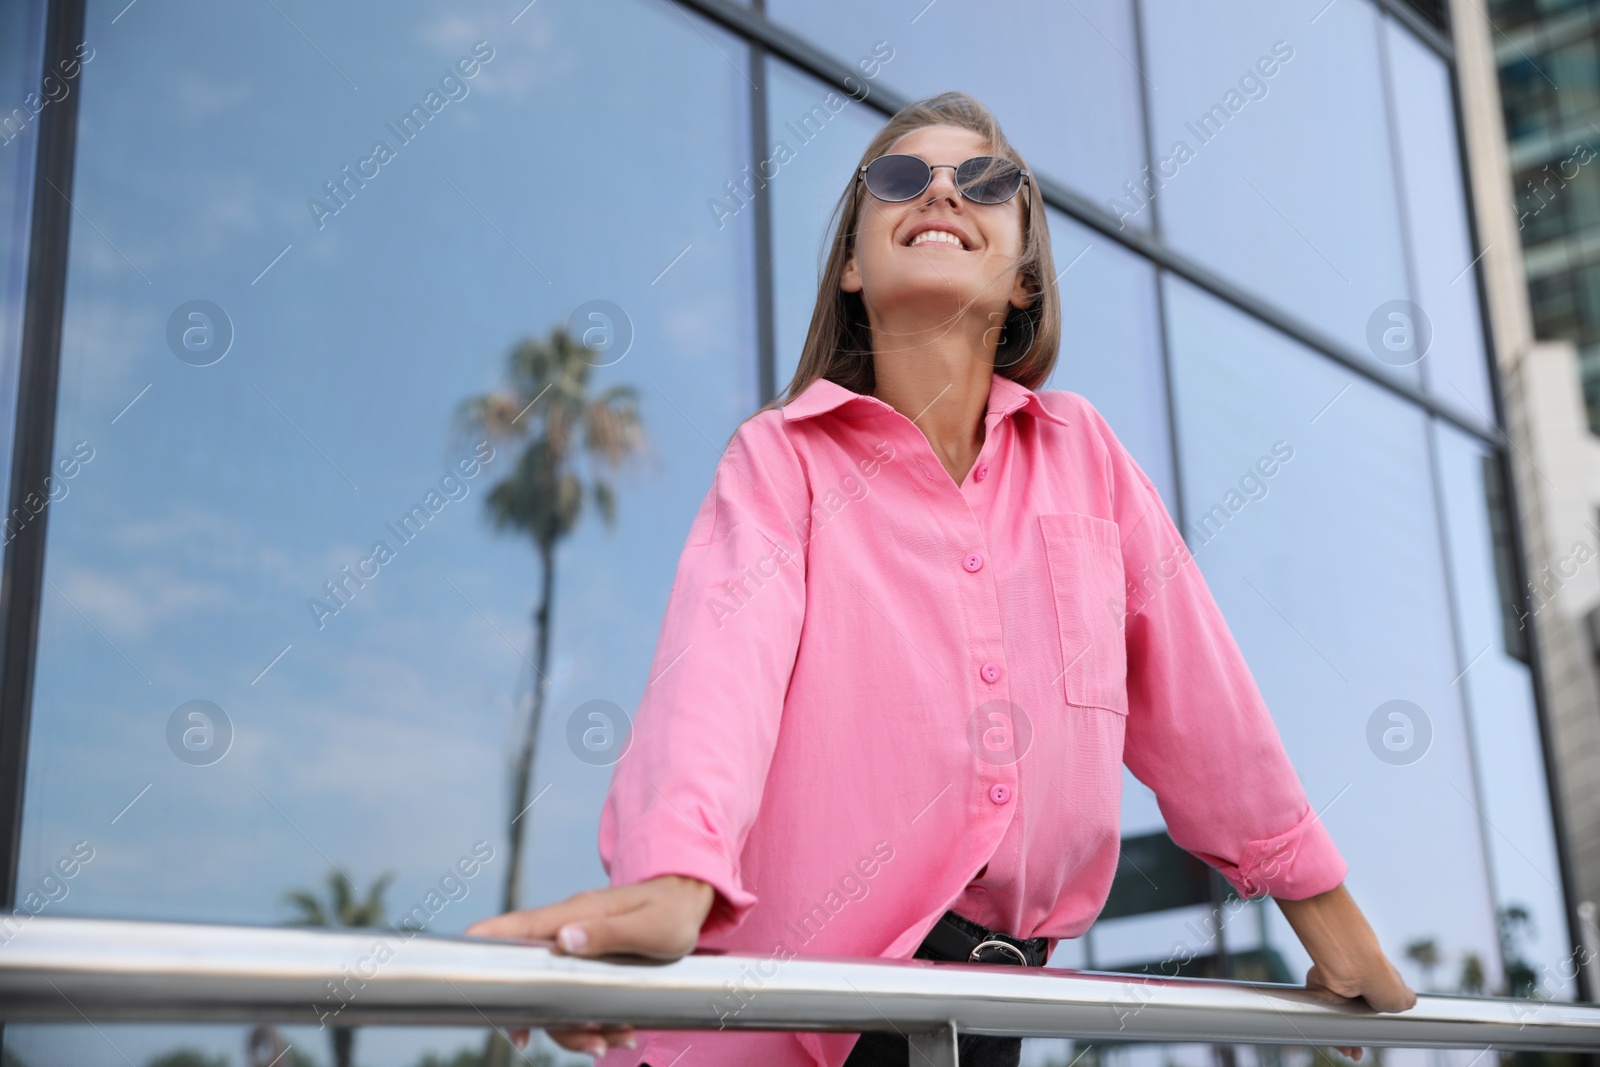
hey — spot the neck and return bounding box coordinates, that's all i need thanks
[867,306,998,483]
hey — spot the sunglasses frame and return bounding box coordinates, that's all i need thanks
[857,153,1032,205]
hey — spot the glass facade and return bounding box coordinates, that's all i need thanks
[0,2,1576,1067]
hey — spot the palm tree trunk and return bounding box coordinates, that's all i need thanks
[332,1027,353,1067]
[485,540,558,1067]
[500,539,557,915]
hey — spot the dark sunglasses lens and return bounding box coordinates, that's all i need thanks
[864,155,931,202]
[957,157,1023,203]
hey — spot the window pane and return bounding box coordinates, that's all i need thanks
[8,0,756,1064]
[1043,208,1175,509]
[768,59,882,391]
[1142,0,1412,372]
[1383,17,1496,426]
[765,0,1150,227]
[1432,419,1575,999]
[1160,273,1503,994]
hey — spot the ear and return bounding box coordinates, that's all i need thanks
[841,245,863,295]
[1008,268,1034,312]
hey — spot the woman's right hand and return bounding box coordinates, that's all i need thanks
[463,874,717,1059]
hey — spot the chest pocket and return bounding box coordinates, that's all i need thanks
[1040,512,1128,715]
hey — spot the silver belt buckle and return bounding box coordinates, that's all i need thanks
[968,938,1029,965]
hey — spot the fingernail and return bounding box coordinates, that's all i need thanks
[584,1036,606,1057]
[559,924,588,952]
[621,1035,638,1049]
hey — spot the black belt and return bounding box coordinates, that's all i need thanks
[915,909,1049,967]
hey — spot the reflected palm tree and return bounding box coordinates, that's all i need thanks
[458,324,645,915]
[283,869,397,1067]
[458,324,645,1067]
[1458,950,1486,995]
[1404,937,1440,992]
[1499,904,1539,998]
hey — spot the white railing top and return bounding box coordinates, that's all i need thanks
[2,916,1597,1051]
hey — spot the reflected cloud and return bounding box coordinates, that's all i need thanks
[52,561,234,642]
[415,10,567,100]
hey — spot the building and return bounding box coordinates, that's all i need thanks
[0,0,1590,1065]
[1494,0,1600,433]
[1485,0,1600,987]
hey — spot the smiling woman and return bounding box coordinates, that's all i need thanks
[464,91,1416,1067]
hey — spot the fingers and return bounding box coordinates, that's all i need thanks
[465,877,713,967]
[1304,962,1418,1014]
[549,1028,607,1056]
[1360,962,1419,1014]
[484,880,703,961]
[1362,986,1416,1013]
[1304,962,1362,1001]
[548,1025,637,1057]
[567,896,698,960]
[463,904,578,943]
[465,888,631,944]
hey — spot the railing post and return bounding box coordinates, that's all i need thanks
[1580,901,1600,1002]
[907,1020,960,1066]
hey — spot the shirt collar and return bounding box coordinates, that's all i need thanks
[781,370,1071,428]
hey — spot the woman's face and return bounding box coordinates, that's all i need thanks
[841,123,1031,332]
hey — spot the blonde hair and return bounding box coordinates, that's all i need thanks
[754,90,1059,422]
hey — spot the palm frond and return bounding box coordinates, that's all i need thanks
[349,871,396,928]
[592,478,617,528]
[281,889,329,927]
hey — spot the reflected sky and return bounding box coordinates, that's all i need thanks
[1152,273,1546,999]
[1432,420,1572,999]
[1141,0,1412,373]
[19,0,755,952]
[768,58,883,390]
[1041,208,1175,510]
[1383,18,1496,425]
[767,0,1149,225]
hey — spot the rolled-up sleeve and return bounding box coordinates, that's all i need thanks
[1077,397,1348,902]
[597,413,810,937]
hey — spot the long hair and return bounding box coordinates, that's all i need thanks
[754,91,1060,421]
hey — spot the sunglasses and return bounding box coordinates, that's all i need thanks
[858,154,1031,205]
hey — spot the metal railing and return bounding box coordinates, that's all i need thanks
[3,917,1600,1066]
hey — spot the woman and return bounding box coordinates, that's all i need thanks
[466,91,1417,1067]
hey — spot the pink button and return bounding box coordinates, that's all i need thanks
[966,884,987,895]
[988,783,1011,805]
[962,552,984,572]
[980,662,1000,684]
[974,462,989,482]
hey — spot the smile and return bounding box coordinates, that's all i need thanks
[909,230,968,250]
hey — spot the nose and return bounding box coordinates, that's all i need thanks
[923,163,962,204]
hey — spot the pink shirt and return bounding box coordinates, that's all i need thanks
[596,370,1347,1067]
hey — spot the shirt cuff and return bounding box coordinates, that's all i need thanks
[1213,804,1348,901]
[606,829,758,939]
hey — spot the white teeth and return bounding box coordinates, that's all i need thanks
[910,229,966,250]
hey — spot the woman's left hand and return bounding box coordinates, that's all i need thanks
[1276,882,1419,1061]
